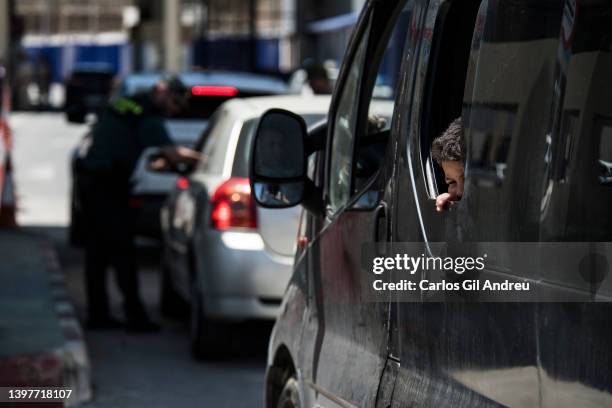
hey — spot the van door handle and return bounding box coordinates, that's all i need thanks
[374,203,389,243]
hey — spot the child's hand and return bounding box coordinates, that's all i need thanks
[435,193,454,212]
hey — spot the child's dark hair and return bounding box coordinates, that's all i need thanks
[431,117,465,164]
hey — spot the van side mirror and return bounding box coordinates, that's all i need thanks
[250,109,307,208]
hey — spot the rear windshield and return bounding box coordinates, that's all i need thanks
[119,76,286,120]
[176,91,293,120]
[174,93,253,120]
[232,113,327,177]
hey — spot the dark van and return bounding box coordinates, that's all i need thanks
[250,0,612,407]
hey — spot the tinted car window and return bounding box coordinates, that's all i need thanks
[539,0,612,241]
[460,0,563,241]
[231,119,258,178]
[178,92,277,120]
[354,4,412,194]
[180,95,234,119]
[328,21,372,213]
[118,76,285,120]
[118,77,228,120]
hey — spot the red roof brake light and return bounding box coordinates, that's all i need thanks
[176,176,189,190]
[191,85,238,97]
[210,177,257,231]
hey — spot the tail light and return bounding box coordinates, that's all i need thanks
[210,177,257,230]
[192,85,238,97]
[176,176,189,190]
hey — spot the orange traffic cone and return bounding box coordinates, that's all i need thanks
[0,155,17,229]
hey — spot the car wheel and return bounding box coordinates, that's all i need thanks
[160,257,187,318]
[190,280,232,360]
[276,377,300,408]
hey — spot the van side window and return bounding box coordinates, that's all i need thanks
[540,1,612,241]
[353,5,412,194]
[328,2,412,213]
[420,0,482,199]
[462,0,562,240]
[328,22,371,213]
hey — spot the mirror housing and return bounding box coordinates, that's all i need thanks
[250,109,308,208]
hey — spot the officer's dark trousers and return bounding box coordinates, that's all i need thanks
[78,172,146,321]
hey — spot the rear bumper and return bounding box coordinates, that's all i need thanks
[195,230,294,321]
[203,296,283,321]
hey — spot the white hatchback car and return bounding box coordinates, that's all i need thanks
[160,95,330,358]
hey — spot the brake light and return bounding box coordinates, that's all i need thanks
[210,177,257,230]
[176,176,189,190]
[191,85,238,97]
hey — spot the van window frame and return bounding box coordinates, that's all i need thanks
[414,0,483,200]
[324,0,411,217]
[325,9,374,216]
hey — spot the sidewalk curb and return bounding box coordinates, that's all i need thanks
[41,245,93,406]
[0,232,92,406]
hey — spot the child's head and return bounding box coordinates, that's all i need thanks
[431,117,465,200]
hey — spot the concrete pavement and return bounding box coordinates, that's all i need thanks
[0,229,91,406]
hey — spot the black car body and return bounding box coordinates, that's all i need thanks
[64,63,115,123]
[251,0,612,407]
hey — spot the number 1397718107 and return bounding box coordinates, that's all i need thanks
[5,388,73,402]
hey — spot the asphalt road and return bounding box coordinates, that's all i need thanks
[10,112,269,408]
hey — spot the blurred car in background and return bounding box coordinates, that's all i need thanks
[69,71,289,245]
[159,95,330,359]
[64,62,115,123]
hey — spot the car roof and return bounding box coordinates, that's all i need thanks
[222,95,332,121]
[119,71,288,96]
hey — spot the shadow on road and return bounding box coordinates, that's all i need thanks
[24,225,273,361]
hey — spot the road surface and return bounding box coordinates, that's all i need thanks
[10,112,269,407]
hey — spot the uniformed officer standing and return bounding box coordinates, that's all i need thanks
[77,76,200,332]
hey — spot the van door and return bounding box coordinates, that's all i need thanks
[297,2,413,407]
[391,0,564,406]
